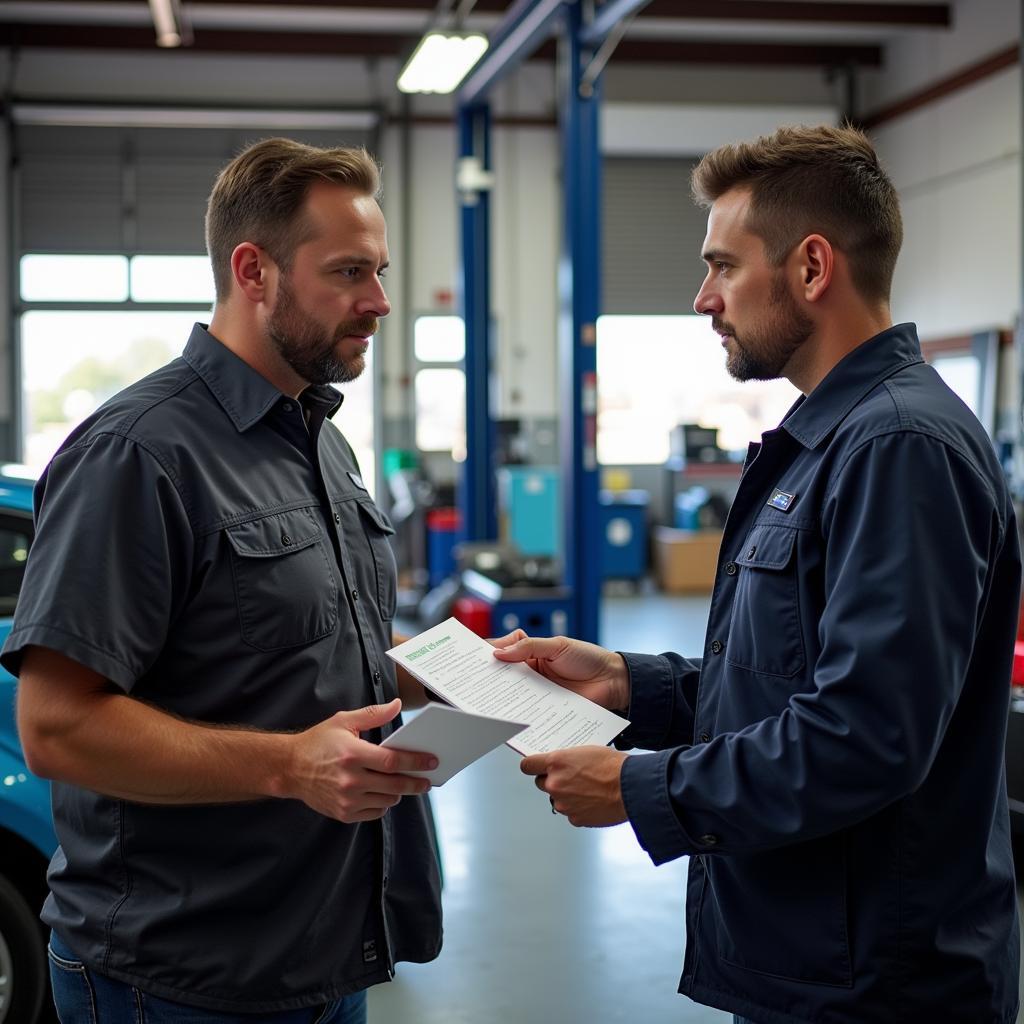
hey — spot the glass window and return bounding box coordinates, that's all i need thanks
[130,256,216,304]
[330,343,377,498]
[596,315,798,465]
[415,368,466,456]
[20,310,207,472]
[0,513,33,617]
[414,315,465,363]
[20,254,129,303]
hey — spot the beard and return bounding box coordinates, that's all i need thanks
[715,273,813,383]
[267,275,377,386]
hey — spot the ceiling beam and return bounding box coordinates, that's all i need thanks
[634,1,950,26]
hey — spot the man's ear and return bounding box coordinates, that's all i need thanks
[795,234,834,303]
[229,242,271,304]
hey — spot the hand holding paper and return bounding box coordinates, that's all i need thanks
[387,619,628,756]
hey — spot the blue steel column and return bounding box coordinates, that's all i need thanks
[458,103,498,542]
[559,2,601,643]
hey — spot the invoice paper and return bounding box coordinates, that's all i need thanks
[381,703,528,786]
[387,618,629,756]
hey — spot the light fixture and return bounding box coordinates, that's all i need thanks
[397,31,489,94]
[148,0,192,48]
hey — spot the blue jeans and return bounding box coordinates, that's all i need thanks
[48,931,368,1024]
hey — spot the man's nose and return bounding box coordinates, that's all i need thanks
[693,276,720,316]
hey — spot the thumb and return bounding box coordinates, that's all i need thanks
[338,698,402,732]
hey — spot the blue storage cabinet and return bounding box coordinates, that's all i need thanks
[599,489,648,580]
[497,466,561,557]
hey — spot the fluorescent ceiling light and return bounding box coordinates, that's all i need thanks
[397,31,489,94]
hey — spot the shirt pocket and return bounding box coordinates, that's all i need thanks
[226,508,338,650]
[354,499,398,621]
[728,523,805,678]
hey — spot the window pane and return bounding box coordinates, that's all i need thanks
[330,344,376,499]
[20,254,129,302]
[131,255,216,303]
[415,368,465,454]
[0,516,32,616]
[596,315,798,465]
[414,316,465,363]
[20,311,207,472]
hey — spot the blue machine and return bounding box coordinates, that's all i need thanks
[599,489,649,581]
[497,466,561,557]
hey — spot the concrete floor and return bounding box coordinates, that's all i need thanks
[371,588,1024,1023]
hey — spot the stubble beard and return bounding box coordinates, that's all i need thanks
[717,274,814,383]
[267,275,377,386]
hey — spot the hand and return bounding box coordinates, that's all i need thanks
[491,631,630,711]
[287,699,436,823]
[521,746,629,827]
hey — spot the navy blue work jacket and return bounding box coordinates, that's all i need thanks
[619,324,1021,1023]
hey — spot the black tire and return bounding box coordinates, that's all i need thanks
[0,872,47,1024]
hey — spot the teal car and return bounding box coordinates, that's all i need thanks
[0,467,55,1024]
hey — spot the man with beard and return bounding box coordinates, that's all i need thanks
[5,138,443,1024]
[498,124,1021,1023]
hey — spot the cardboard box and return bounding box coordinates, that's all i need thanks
[653,527,723,593]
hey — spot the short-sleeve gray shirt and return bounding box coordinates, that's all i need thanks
[1,324,442,1013]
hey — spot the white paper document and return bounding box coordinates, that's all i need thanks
[387,618,629,756]
[381,703,528,786]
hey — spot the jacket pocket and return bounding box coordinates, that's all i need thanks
[226,508,337,650]
[711,834,853,987]
[727,524,804,678]
[354,499,397,621]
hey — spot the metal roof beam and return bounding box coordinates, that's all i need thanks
[457,0,568,107]
[580,0,651,46]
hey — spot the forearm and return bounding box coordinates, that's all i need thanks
[22,687,295,804]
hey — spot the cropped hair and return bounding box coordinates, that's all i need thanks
[691,124,902,303]
[206,137,381,300]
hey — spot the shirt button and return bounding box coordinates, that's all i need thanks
[282,402,293,413]
[746,546,757,558]
[699,731,711,743]
[699,834,719,847]
[710,639,723,654]
[334,512,341,524]
[351,588,360,601]
[281,533,292,545]
[724,561,737,576]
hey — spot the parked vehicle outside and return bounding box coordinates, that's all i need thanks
[0,467,55,1024]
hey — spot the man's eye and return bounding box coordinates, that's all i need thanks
[377,268,388,280]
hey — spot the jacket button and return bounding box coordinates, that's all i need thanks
[281,533,292,545]
[746,546,756,558]
[699,731,711,743]
[351,588,360,601]
[334,512,341,524]
[282,402,293,413]
[710,639,723,654]
[699,834,719,847]
[724,561,737,576]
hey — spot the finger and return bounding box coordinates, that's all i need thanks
[534,776,549,794]
[488,629,529,650]
[493,635,569,663]
[338,698,402,733]
[521,754,549,777]
[363,740,438,777]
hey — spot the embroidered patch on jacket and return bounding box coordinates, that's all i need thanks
[767,488,796,512]
[348,471,368,491]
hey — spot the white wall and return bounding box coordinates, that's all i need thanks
[864,0,1021,343]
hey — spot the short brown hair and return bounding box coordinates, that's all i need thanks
[205,137,381,300]
[691,124,902,304]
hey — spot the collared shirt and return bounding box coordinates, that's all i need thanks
[618,324,1020,1023]
[1,324,442,1013]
